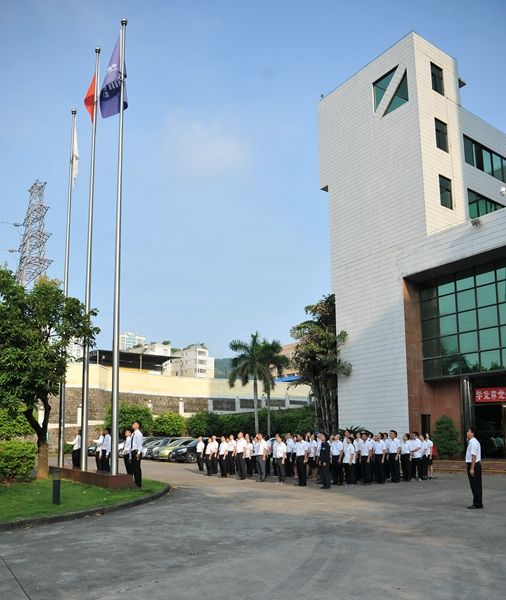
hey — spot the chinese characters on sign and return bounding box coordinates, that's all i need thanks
[474,387,506,403]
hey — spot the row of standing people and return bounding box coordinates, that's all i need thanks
[195,430,435,488]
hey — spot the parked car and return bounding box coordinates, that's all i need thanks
[149,437,180,460]
[156,437,193,461]
[88,440,124,456]
[173,437,210,463]
[143,437,168,459]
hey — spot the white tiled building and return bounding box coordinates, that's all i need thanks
[119,331,146,351]
[319,33,506,447]
[170,345,215,379]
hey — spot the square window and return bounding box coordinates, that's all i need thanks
[482,149,493,176]
[456,271,474,291]
[479,328,500,351]
[478,306,498,328]
[476,283,497,307]
[498,281,506,304]
[460,331,478,353]
[500,303,506,325]
[439,175,453,209]
[423,339,440,358]
[423,358,441,379]
[420,285,437,301]
[440,335,458,355]
[492,153,503,181]
[438,294,456,315]
[440,314,458,335]
[457,289,476,311]
[501,325,506,347]
[431,62,444,95]
[421,298,439,319]
[461,353,479,374]
[422,318,440,338]
[497,261,506,281]
[437,277,455,296]
[464,137,475,166]
[480,350,501,371]
[475,265,495,286]
[442,356,460,376]
[459,310,477,332]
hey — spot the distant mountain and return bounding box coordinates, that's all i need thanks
[214,358,232,379]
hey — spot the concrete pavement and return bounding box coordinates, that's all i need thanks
[0,461,504,600]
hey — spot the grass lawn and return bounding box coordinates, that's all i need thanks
[0,478,167,523]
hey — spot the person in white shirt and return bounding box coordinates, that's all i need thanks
[101,428,112,472]
[235,432,247,480]
[218,436,228,478]
[196,436,205,473]
[130,420,144,487]
[285,433,295,478]
[383,433,391,481]
[465,427,483,509]
[123,428,132,475]
[331,435,344,485]
[419,434,428,480]
[388,430,401,483]
[274,434,287,484]
[227,435,236,476]
[373,433,386,484]
[67,429,81,468]
[93,430,104,472]
[359,432,373,485]
[400,433,412,482]
[204,435,214,476]
[353,434,361,482]
[252,436,260,476]
[425,433,434,480]
[343,436,356,487]
[255,433,268,482]
[308,434,318,482]
[409,432,423,481]
[294,434,308,486]
[244,434,254,477]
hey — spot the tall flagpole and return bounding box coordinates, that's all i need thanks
[57,108,77,468]
[80,47,101,471]
[111,18,127,475]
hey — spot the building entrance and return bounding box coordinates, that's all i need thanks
[474,402,505,458]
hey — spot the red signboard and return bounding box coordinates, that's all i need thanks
[475,387,506,403]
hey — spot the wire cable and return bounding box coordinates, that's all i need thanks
[0,553,33,599]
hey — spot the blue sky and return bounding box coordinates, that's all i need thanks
[1,0,505,356]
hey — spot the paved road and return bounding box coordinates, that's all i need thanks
[1,461,505,600]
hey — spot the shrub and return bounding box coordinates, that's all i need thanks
[186,411,222,437]
[432,415,461,457]
[153,412,186,436]
[103,403,154,436]
[0,408,33,440]
[0,440,37,480]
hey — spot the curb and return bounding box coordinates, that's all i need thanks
[0,484,171,532]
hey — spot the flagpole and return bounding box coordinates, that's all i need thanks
[80,47,101,472]
[111,18,127,476]
[57,108,77,469]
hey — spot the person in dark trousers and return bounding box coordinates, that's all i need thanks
[401,434,412,481]
[331,435,344,485]
[373,433,386,484]
[388,430,401,483]
[196,436,205,473]
[218,436,228,477]
[319,433,331,489]
[274,434,287,484]
[67,429,81,468]
[359,432,372,485]
[93,429,104,472]
[244,434,253,477]
[294,434,308,486]
[466,427,483,509]
[130,421,144,488]
[235,432,246,480]
[101,428,111,472]
[123,428,132,475]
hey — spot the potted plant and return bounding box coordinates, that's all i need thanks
[432,415,461,459]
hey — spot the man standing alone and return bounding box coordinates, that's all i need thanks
[131,420,144,488]
[466,428,483,509]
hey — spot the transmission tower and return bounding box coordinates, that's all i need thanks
[16,180,52,286]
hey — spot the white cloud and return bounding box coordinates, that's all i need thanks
[162,110,253,178]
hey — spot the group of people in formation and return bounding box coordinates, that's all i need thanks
[196,430,435,488]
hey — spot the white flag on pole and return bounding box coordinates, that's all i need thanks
[71,120,79,187]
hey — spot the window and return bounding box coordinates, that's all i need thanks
[421,414,431,435]
[431,62,444,95]
[463,135,506,183]
[468,189,504,218]
[420,260,506,379]
[435,118,448,152]
[384,71,409,115]
[372,66,397,111]
[439,175,453,209]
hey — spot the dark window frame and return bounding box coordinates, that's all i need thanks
[431,62,444,95]
[439,175,453,210]
[463,135,506,184]
[435,118,448,152]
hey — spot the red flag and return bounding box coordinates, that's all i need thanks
[84,75,96,121]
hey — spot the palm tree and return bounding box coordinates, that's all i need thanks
[260,339,290,438]
[228,332,270,434]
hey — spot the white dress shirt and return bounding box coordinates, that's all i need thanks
[236,438,246,453]
[286,438,295,453]
[344,442,355,464]
[94,434,104,452]
[196,440,205,454]
[228,439,236,453]
[275,441,287,459]
[389,438,401,454]
[466,438,481,463]
[374,439,386,455]
[123,435,132,455]
[294,440,308,457]
[410,438,422,459]
[401,441,411,454]
[359,439,372,458]
[256,439,267,457]
[219,441,228,456]
[67,435,81,451]
[131,430,143,454]
[425,439,433,457]
[244,442,253,458]
[102,434,112,456]
[331,440,343,456]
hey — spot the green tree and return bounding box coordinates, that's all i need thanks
[432,415,461,457]
[0,270,98,478]
[153,412,186,436]
[186,411,222,437]
[229,332,271,434]
[0,407,33,440]
[103,403,154,437]
[259,339,290,437]
[290,294,351,433]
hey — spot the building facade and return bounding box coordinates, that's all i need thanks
[170,345,215,379]
[319,33,505,454]
[119,331,146,351]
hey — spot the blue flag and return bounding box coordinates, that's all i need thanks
[100,35,128,118]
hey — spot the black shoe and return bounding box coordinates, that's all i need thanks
[467,505,483,509]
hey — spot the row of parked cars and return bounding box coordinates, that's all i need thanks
[87,435,204,463]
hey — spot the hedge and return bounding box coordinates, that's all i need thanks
[104,403,155,436]
[0,440,37,481]
[0,408,32,440]
[153,412,186,436]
